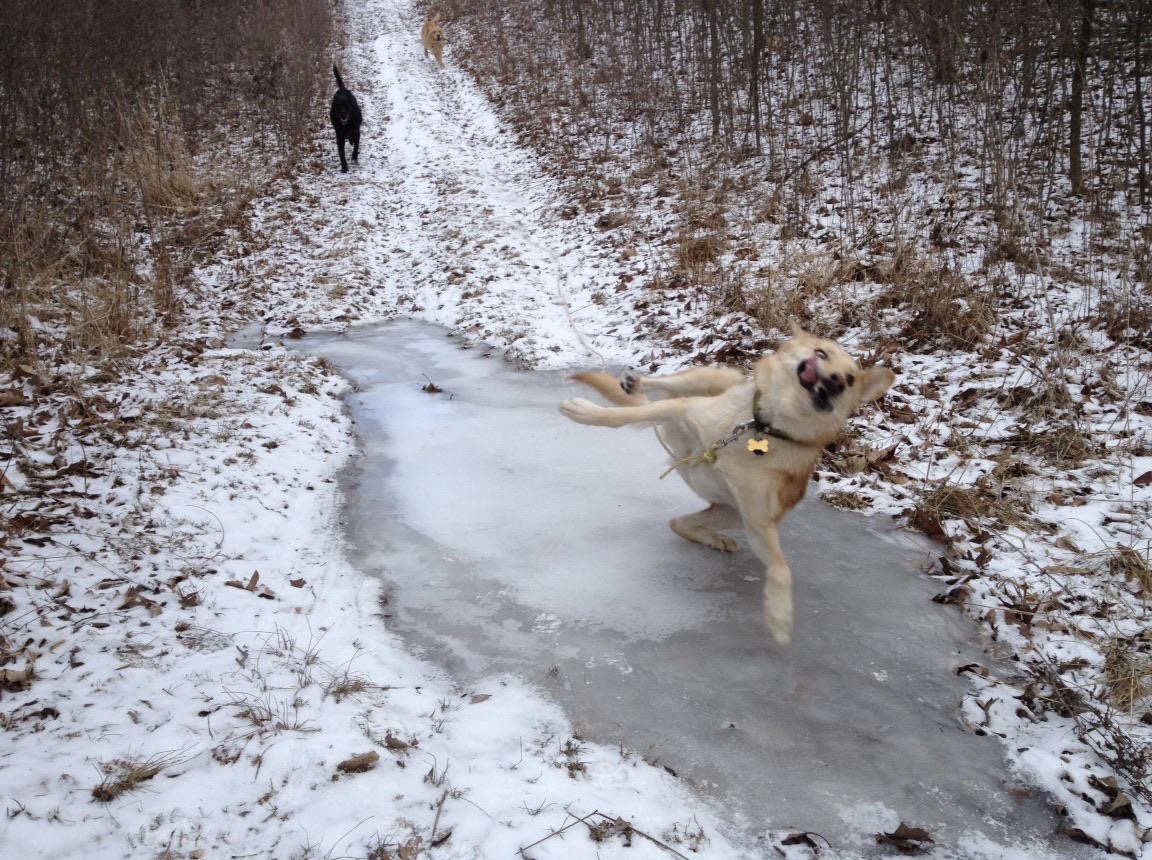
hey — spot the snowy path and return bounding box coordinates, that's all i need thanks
[278,0,653,370]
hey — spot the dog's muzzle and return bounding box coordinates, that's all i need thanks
[797,358,845,412]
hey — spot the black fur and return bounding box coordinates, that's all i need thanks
[329,65,362,172]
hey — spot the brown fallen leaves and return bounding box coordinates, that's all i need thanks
[224,570,276,600]
[336,750,380,773]
[876,822,934,854]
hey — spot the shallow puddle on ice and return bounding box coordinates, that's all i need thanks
[302,320,1089,857]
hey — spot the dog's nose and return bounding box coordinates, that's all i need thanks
[826,373,846,395]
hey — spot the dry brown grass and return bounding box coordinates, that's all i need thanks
[878,250,995,350]
[1025,425,1099,467]
[0,0,331,374]
[91,751,188,802]
[1103,638,1152,713]
[324,670,372,702]
[676,233,727,270]
[1097,291,1152,349]
[820,488,871,510]
[1104,546,1152,594]
[911,479,1035,539]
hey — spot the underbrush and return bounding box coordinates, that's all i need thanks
[0,0,334,373]
[0,0,337,702]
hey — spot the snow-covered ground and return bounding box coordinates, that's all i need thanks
[0,0,1147,857]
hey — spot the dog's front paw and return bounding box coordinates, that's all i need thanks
[619,370,642,395]
[559,397,603,425]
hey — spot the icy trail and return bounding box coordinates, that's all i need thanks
[305,319,1092,858]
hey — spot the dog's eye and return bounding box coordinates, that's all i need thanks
[815,349,828,359]
[846,374,856,387]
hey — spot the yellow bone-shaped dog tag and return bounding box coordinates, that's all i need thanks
[747,437,771,456]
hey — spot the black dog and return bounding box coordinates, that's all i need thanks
[330,65,362,172]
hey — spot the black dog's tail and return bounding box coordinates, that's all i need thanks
[333,64,345,90]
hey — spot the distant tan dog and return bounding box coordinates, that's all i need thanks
[421,13,445,68]
[560,324,895,645]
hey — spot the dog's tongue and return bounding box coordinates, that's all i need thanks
[799,357,820,386]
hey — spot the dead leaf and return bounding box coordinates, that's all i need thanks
[1135,470,1152,488]
[1061,825,1108,849]
[245,571,259,591]
[336,750,380,773]
[1105,793,1133,818]
[384,732,413,752]
[876,822,934,854]
[951,387,983,409]
[121,586,162,615]
[289,578,306,588]
[469,693,491,705]
[1055,536,1082,553]
[885,402,919,424]
[0,665,34,691]
[866,442,900,465]
[907,507,948,541]
[780,831,822,852]
[0,388,28,407]
[956,663,989,677]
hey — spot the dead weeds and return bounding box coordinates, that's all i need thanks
[910,478,1035,541]
[91,750,188,802]
[878,251,995,350]
[1103,638,1152,713]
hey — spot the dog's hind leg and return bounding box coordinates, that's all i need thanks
[336,132,349,172]
[669,504,741,552]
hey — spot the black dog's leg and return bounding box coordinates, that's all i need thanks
[350,130,360,164]
[336,129,349,172]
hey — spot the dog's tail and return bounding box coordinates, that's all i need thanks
[568,372,647,406]
[333,65,345,90]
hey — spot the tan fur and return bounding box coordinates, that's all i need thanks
[421,13,445,68]
[560,324,895,645]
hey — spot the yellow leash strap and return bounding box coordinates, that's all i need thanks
[659,439,726,479]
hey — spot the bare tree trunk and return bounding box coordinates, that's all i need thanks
[704,0,721,138]
[1134,3,1149,204]
[1070,0,1095,195]
[750,0,764,151]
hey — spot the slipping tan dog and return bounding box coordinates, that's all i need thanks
[559,324,895,645]
[421,13,445,68]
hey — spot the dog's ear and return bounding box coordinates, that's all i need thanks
[857,366,895,403]
[788,320,811,339]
